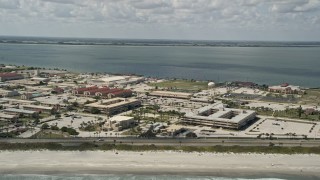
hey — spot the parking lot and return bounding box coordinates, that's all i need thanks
[248,118,319,137]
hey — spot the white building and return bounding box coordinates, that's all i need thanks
[268,83,304,94]
[104,115,135,131]
[181,103,256,130]
[84,98,141,116]
[149,91,192,99]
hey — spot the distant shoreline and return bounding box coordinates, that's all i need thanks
[2,41,320,48]
[1,36,320,47]
[2,63,320,89]
[0,41,320,48]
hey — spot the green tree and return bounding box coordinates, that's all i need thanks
[55,113,61,119]
[50,125,59,130]
[72,101,79,107]
[61,126,68,132]
[90,107,101,114]
[41,123,50,130]
[67,128,79,136]
[298,105,303,118]
[34,118,40,124]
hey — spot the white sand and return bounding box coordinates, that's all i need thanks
[0,151,319,177]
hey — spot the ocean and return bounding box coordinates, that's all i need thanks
[1,37,320,87]
[0,174,308,180]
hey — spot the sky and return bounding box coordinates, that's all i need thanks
[0,0,320,41]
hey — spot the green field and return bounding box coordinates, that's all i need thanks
[149,80,208,92]
[31,130,69,139]
[300,89,320,105]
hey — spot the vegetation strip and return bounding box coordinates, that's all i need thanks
[0,142,320,154]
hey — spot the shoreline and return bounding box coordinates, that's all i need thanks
[2,63,320,89]
[0,150,319,178]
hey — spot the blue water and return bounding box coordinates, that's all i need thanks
[0,174,297,180]
[1,41,320,87]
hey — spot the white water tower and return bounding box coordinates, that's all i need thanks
[208,82,215,88]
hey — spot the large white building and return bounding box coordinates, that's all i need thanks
[149,91,192,99]
[181,103,256,130]
[84,98,141,116]
[90,75,144,86]
[104,115,135,131]
[268,83,304,94]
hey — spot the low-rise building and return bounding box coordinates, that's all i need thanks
[0,73,24,82]
[7,79,39,86]
[51,87,64,94]
[72,86,98,95]
[0,113,18,122]
[104,115,135,131]
[149,91,192,99]
[0,89,19,97]
[33,95,67,109]
[3,108,38,118]
[83,87,110,96]
[91,76,128,85]
[268,83,304,94]
[181,103,256,130]
[0,98,35,105]
[84,98,141,116]
[22,105,56,114]
[21,93,44,100]
[30,77,50,83]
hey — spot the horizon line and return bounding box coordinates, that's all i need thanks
[1,34,320,43]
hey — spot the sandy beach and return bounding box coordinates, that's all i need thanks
[0,150,319,178]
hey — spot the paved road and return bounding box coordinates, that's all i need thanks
[1,137,320,147]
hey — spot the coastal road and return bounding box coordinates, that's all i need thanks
[0,138,320,147]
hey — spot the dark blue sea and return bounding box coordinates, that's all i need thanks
[0,37,320,87]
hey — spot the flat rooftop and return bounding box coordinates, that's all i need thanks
[0,98,35,104]
[4,108,36,114]
[0,113,17,119]
[34,95,68,105]
[99,76,129,83]
[85,98,140,109]
[150,91,192,98]
[23,105,53,110]
[185,103,256,124]
[109,115,134,122]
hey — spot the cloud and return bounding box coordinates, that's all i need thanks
[0,0,319,40]
[42,0,81,6]
[0,0,20,9]
[240,0,261,6]
[130,0,170,9]
[270,0,320,13]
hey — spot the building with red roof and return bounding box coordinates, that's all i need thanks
[0,73,24,82]
[268,83,304,94]
[72,86,98,95]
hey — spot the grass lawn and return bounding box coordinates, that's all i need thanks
[300,89,320,105]
[121,126,141,136]
[39,113,51,119]
[31,130,69,138]
[149,80,208,91]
